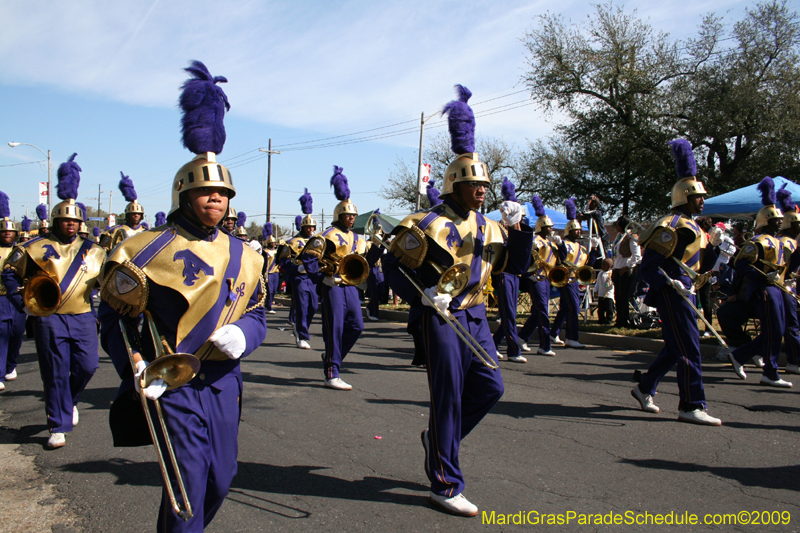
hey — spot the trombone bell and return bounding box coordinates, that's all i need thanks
[437,263,471,297]
[338,253,370,286]
[142,353,201,391]
[23,271,62,316]
[576,265,596,284]
[548,265,572,288]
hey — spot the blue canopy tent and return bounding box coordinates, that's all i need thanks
[485,202,588,231]
[703,176,800,219]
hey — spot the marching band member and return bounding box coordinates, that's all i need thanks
[99,172,146,251]
[492,177,527,363]
[281,189,319,349]
[154,211,167,229]
[19,216,31,243]
[550,198,598,348]
[234,211,248,241]
[222,206,238,233]
[0,193,23,390]
[365,208,385,322]
[777,185,800,375]
[78,202,90,238]
[2,154,106,446]
[36,203,49,237]
[99,60,266,532]
[384,85,532,516]
[631,139,721,425]
[307,166,380,390]
[726,177,793,388]
[262,222,279,314]
[518,196,559,356]
[91,226,100,243]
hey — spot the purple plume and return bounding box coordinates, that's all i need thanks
[180,60,230,155]
[155,211,166,226]
[442,84,475,154]
[22,216,31,232]
[236,211,246,228]
[330,166,350,201]
[299,188,313,215]
[56,153,81,200]
[426,179,442,207]
[777,183,794,213]
[758,176,776,206]
[92,226,100,237]
[532,195,546,218]
[565,198,577,220]
[36,204,48,221]
[263,222,273,239]
[501,177,517,202]
[76,202,87,222]
[669,139,697,178]
[0,191,8,219]
[295,215,302,231]
[119,172,138,202]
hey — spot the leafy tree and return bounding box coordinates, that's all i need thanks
[379,134,519,213]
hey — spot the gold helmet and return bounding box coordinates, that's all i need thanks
[299,188,317,228]
[262,221,276,243]
[119,172,144,215]
[565,219,581,232]
[776,181,800,231]
[668,140,707,208]
[670,178,708,208]
[0,191,16,233]
[440,153,491,196]
[52,154,85,222]
[564,198,581,233]
[0,219,17,233]
[170,152,235,217]
[234,211,247,238]
[330,166,357,218]
[51,198,85,222]
[755,177,783,230]
[531,196,553,234]
[78,222,89,235]
[224,206,238,221]
[235,225,247,238]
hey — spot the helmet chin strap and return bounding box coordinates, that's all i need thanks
[179,198,220,235]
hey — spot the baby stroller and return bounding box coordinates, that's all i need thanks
[628,279,661,330]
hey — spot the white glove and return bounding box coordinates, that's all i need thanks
[134,360,168,400]
[669,278,696,296]
[499,201,523,226]
[209,324,247,360]
[591,236,601,249]
[422,286,452,314]
[719,239,736,257]
[709,227,723,247]
[322,276,337,288]
[768,270,781,282]
[297,264,306,274]
[247,240,263,254]
[551,235,562,247]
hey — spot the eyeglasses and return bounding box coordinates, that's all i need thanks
[465,181,487,190]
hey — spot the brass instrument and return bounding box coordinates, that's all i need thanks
[625,221,711,289]
[299,235,370,286]
[120,312,201,521]
[367,213,498,370]
[547,259,596,287]
[657,267,728,349]
[751,261,800,305]
[23,270,62,316]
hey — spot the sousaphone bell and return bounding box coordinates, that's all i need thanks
[23,270,62,316]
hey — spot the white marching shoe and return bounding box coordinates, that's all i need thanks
[496,351,506,361]
[564,339,585,349]
[47,432,66,449]
[520,343,531,353]
[429,492,479,517]
[728,351,747,380]
[508,355,527,363]
[537,348,556,356]
[631,386,660,413]
[785,364,800,374]
[72,406,79,427]
[751,355,765,368]
[0,382,5,391]
[550,335,565,346]
[296,339,311,350]
[266,309,277,314]
[677,408,722,426]
[760,375,793,388]
[4,369,17,381]
[324,377,352,391]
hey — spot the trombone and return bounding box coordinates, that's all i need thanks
[298,235,370,286]
[657,267,728,349]
[367,213,498,370]
[22,270,62,316]
[120,312,200,522]
[750,261,800,305]
[547,259,596,287]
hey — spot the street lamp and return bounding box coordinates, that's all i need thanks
[8,142,51,216]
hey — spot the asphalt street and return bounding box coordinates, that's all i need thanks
[1,304,799,532]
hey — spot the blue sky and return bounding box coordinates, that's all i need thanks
[1,0,752,229]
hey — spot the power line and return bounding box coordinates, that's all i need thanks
[0,159,46,168]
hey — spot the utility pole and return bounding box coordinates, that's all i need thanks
[321,209,325,229]
[259,140,281,222]
[97,184,103,217]
[108,191,113,227]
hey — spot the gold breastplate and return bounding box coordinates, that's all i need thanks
[322,226,366,259]
[562,240,588,267]
[0,246,12,295]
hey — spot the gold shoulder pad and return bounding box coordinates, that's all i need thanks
[735,241,758,266]
[101,260,149,317]
[389,225,428,269]
[3,245,27,274]
[639,224,677,257]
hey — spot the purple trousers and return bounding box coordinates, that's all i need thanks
[731,286,785,381]
[320,284,364,379]
[492,273,521,358]
[551,282,581,342]
[518,278,552,352]
[290,276,318,341]
[34,313,99,432]
[266,272,280,311]
[421,307,504,497]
